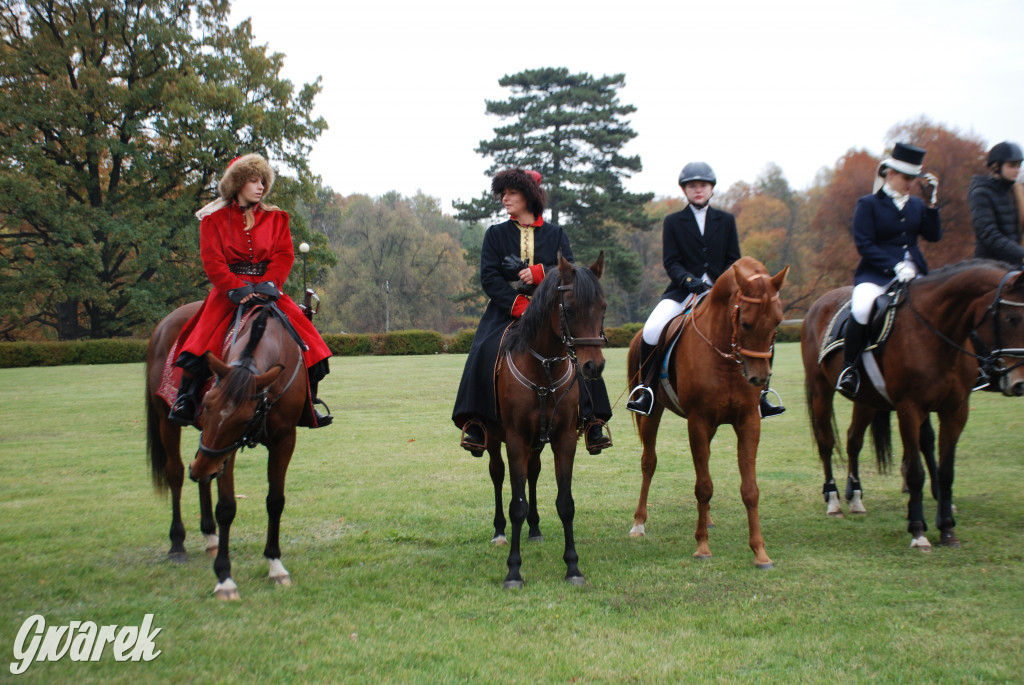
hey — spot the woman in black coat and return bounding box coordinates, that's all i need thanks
[970,141,1023,264]
[452,169,612,455]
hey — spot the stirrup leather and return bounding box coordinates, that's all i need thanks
[626,385,655,416]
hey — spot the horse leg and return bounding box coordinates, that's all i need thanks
[896,408,930,551]
[212,454,240,600]
[845,404,873,515]
[527,447,543,542]
[487,441,507,545]
[688,415,716,560]
[160,421,188,562]
[199,480,218,555]
[735,413,773,569]
[808,374,842,516]
[502,437,529,589]
[920,417,938,501]
[934,406,967,547]
[552,436,584,586]
[630,405,665,537]
[264,434,296,587]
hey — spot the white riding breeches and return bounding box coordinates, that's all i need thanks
[642,295,696,345]
[850,282,886,324]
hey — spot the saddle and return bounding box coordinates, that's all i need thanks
[818,285,905,365]
[649,293,706,414]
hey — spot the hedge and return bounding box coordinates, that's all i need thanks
[0,322,802,367]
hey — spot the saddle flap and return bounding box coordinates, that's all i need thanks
[818,288,904,365]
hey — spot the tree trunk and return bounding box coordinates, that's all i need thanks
[56,300,80,341]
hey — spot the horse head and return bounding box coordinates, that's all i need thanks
[556,251,607,380]
[977,268,1024,396]
[728,257,788,387]
[187,352,284,484]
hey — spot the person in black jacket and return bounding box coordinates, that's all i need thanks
[626,162,784,418]
[837,142,941,396]
[453,169,613,456]
[970,141,1023,264]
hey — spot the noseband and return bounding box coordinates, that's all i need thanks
[557,284,607,363]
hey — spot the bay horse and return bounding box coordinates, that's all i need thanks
[801,260,1024,550]
[145,301,308,599]
[626,256,788,569]
[483,252,606,589]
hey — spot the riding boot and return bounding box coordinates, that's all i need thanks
[460,418,486,457]
[759,350,785,418]
[626,341,659,416]
[584,417,612,455]
[168,372,199,425]
[837,320,867,397]
[309,377,333,427]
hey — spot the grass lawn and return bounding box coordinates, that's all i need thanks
[1,342,1022,683]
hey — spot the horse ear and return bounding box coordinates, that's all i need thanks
[558,250,574,280]
[771,265,790,291]
[590,251,605,279]
[732,257,753,285]
[207,353,231,379]
[254,364,284,390]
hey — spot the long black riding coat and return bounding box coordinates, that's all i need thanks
[452,219,611,427]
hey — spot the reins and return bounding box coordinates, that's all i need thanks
[198,304,304,458]
[505,278,606,446]
[689,274,779,367]
[906,269,1024,384]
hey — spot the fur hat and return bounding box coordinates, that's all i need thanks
[218,153,275,200]
[491,168,547,218]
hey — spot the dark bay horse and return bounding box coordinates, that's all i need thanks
[802,260,1024,550]
[146,302,308,599]
[483,253,606,589]
[626,256,788,569]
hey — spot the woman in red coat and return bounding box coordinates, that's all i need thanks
[168,153,332,427]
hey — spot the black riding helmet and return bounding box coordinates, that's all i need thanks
[987,141,1023,167]
[678,161,717,187]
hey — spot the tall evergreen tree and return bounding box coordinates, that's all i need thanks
[454,67,652,295]
[0,0,326,339]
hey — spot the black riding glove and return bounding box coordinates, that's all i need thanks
[501,255,528,281]
[227,285,255,304]
[685,278,709,294]
[253,281,281,300]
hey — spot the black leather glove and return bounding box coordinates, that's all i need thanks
[501,255,528,280]
[685,278,709,294]
[253,281,280,300]
[227,285,255,304]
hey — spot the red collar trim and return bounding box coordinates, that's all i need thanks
[511,215,544,228]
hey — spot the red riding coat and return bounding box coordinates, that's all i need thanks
[175,202,331,368]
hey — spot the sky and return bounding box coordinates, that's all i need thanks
[229,0,1024,214]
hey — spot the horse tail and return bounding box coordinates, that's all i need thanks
[145,362,170,493]
[804,376,846,466]
[870,410,893,475]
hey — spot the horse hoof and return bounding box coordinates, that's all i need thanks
[205,534,219,554]
[628,524,645,537]
[168,551,187,564]
[910,536,932,552]
[272,575,292,587]
[940,532,961,548]
[566,575,586,587]
[693,553,712,561]
[528,534,544,543]
[502,579,524,590]
[491,534,508,546]
[755,562,775,570]
[214,579,240,601]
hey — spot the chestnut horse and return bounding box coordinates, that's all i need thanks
[483,253,606,589]
[802,260,1024,550]
[627,256,788,569]
[146,302,307,599]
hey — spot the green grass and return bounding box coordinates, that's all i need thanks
[1,343,1022,683]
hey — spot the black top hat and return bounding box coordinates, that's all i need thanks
[882,142,926,177]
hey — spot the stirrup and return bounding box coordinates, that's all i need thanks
[759,388,785,418]
[312,398,333,427]
[460,419,486,457]
[168,395,196,426]
[836,366,860,398]
[626,385,654,416]
[584,419,612,455]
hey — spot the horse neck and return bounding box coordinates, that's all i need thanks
[696,287,739,344]
[915,272,999,344]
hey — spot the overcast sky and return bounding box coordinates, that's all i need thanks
[229,0,1023,214]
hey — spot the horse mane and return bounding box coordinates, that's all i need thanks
[916,258,1012,284]
[502,262,602,354]
[220,307,270,404]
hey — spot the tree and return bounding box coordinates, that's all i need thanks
[453,67,653,310]
[0,0,326,339]
[319,193,475,334]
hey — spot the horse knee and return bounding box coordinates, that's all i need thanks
[556,493,575,521]
[266,494,285,519]
[215,500,237,527]
[509,497,528,524]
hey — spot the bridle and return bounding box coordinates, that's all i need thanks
[909,269,1024,384]
[690,275,779,369]
[504,279,607,446]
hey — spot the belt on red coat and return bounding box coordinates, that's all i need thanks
[229,261,269,276]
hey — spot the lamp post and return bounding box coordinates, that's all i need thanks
[299,242,312,320]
